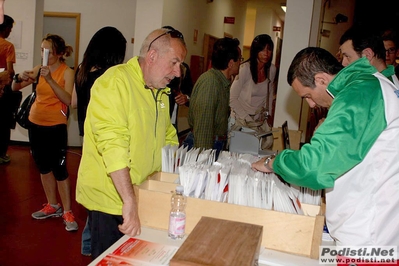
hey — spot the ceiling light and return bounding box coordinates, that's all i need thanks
[281,4,286,13]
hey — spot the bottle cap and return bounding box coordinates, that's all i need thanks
[176,185,184,193]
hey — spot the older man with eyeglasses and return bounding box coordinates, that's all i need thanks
[76,28,187,259]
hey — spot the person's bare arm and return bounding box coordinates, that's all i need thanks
[109,167,141,236]
[12,65,41,91]
[175,92,189,105]
[71,84,78,109]
[40,66,73,105]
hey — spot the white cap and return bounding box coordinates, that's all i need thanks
[176,185,184,193]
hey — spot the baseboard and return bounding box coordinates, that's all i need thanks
[10,140,30,146]
[10,140,82,149]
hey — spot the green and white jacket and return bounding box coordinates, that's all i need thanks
[274,57,399,246]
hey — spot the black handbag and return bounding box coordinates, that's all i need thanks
[9,90,23,129]
[16,72,39,129]
[16,91,36,129]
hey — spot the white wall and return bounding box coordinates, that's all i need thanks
[253,5,283,65]
[133,0,164,57]
[273,0,354,140]
[162,0,283,71]
[44,0,136,61]
[8,0,137,146]
[243,7,257,47]
[8,0,349,146]
[274,0,319,134]
[8,0,44,143]
[162,0,248,65]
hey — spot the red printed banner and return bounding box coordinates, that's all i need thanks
[224,17,235,24]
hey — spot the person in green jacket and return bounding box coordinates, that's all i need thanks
[252,47,399,249]
[76,27,187,259]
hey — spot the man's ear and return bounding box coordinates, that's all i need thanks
[227,59,234,69]
[147,50,157,63]
[362,47,374,61]
[314,73,329,87]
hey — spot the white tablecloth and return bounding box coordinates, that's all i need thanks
[89,227,336,266]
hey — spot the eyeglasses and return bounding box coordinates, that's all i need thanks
[147,29,184,52]
[386,47,397,54]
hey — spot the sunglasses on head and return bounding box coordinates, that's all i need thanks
[147,29,184,52]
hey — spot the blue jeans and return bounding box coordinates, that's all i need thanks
[81,216,91,255]
[182,131,194,150]
[213,138,226,161]
[182,132,226,160]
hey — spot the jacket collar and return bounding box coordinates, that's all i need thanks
[327,57,378,98]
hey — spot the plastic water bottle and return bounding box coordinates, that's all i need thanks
[168,185,186,239]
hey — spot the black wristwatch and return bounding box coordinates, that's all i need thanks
[13,73,22,83]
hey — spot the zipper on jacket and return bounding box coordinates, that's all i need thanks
[150,89,163,137]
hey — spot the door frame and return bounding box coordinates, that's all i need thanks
[44,12,81,71]
[202,33,219,72]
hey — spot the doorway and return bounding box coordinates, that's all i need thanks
[202,33,219,72]
[43,12,81,70]
[43,12,81,147]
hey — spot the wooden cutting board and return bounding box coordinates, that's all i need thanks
[170,216,263,266]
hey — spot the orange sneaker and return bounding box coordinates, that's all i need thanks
[31,203,63,219]
[63,211,78,231]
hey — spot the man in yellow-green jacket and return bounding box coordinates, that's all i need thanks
[76,27,186,259]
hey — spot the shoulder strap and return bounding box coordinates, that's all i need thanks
[32,69,41,92]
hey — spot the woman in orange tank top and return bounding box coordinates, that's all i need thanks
[12,34,78,232]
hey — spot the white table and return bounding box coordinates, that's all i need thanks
[90,227,336,266]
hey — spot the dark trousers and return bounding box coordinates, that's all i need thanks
[0,124,10,156]
[0,87,22,156]
[0,91,12,156]
[89,210,124,260]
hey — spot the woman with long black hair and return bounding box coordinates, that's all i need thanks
[230,34,276,150]
[71,26,127,257]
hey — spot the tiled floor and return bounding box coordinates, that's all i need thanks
[0,144,92,266]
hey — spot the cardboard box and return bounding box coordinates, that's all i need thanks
[169,216,263,266]
[148,171,179,183]
[272,127,303,151]
[146,173,323,215]
[137,172,324,259]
